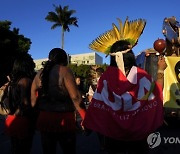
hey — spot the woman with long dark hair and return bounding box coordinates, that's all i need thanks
[4,53,36,154]
[31,48,86,154]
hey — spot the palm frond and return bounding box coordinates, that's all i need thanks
[45,12,59,22]
[63,5,69,12]
[68,17,78,26]
[51,23,61,29]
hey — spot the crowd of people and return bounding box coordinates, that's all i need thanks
[0,17,168,154]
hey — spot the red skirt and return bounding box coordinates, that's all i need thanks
[5,115,31,139]
[36,111,76,132]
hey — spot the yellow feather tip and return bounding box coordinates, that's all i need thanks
[89,17,146,54]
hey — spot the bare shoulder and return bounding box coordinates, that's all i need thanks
[32,69,42,82]
[18,77,32,86]
[60,66,73,76]
[35,69,42,77]
[60,66,71,72]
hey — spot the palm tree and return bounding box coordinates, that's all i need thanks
[45,5,78,49]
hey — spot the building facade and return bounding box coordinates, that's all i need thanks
[34,52,103,71]
[33,58,48,71]
[70,52,103,65]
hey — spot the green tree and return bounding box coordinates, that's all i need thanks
[68,64,91,91]
[0,20,31,86]
[68,64,108,92]
[45,5,78,49]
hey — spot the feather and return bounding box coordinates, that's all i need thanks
[89,17,146,54]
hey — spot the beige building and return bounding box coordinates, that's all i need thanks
[34,58,48,71]
[34,52,103,71]
[70,52,103,65]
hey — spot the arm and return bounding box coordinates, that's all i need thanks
[31,71,41,107]
[63,67,86,120]
[87,85,94,102]
[156,56,167,89]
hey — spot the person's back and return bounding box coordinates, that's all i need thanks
[37,65,75,113]
[4,53,36,154]
[31,48,86,154]
[48,65,69,98]
[83,17,167,154]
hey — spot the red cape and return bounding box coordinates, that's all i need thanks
[83,66,163,140]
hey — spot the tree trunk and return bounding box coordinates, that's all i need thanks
[61,27,64,49]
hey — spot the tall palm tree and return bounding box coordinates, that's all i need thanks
[45,5,78,49]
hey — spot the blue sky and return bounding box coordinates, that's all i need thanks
[1,0,179,64]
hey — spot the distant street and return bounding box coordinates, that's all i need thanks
[0,115,101,154]
[1,115,180,154]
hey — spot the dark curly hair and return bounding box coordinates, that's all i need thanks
[40,48,68,94]
[11,53,35,82]
[96,67,104,77]
[110,40,137,70]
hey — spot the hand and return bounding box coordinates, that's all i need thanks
[80,120,85,130]
[80,120,92,136]
[157,56,167,71]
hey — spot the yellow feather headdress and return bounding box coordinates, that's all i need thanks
[89,17,146,55]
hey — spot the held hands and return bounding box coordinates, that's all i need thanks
[78,110,92,136]
[81,120,92,136]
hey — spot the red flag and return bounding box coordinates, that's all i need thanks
[83,66,163,140]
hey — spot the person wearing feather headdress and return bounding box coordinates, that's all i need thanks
[82,17,167,153]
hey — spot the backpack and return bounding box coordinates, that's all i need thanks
[0,82,10,115]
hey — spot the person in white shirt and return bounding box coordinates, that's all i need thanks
[87,67,104,103]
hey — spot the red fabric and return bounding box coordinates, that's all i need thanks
[37,111,76,132]
[83,66,163,141]
[78,109,86,120]
[5,115,31,139]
